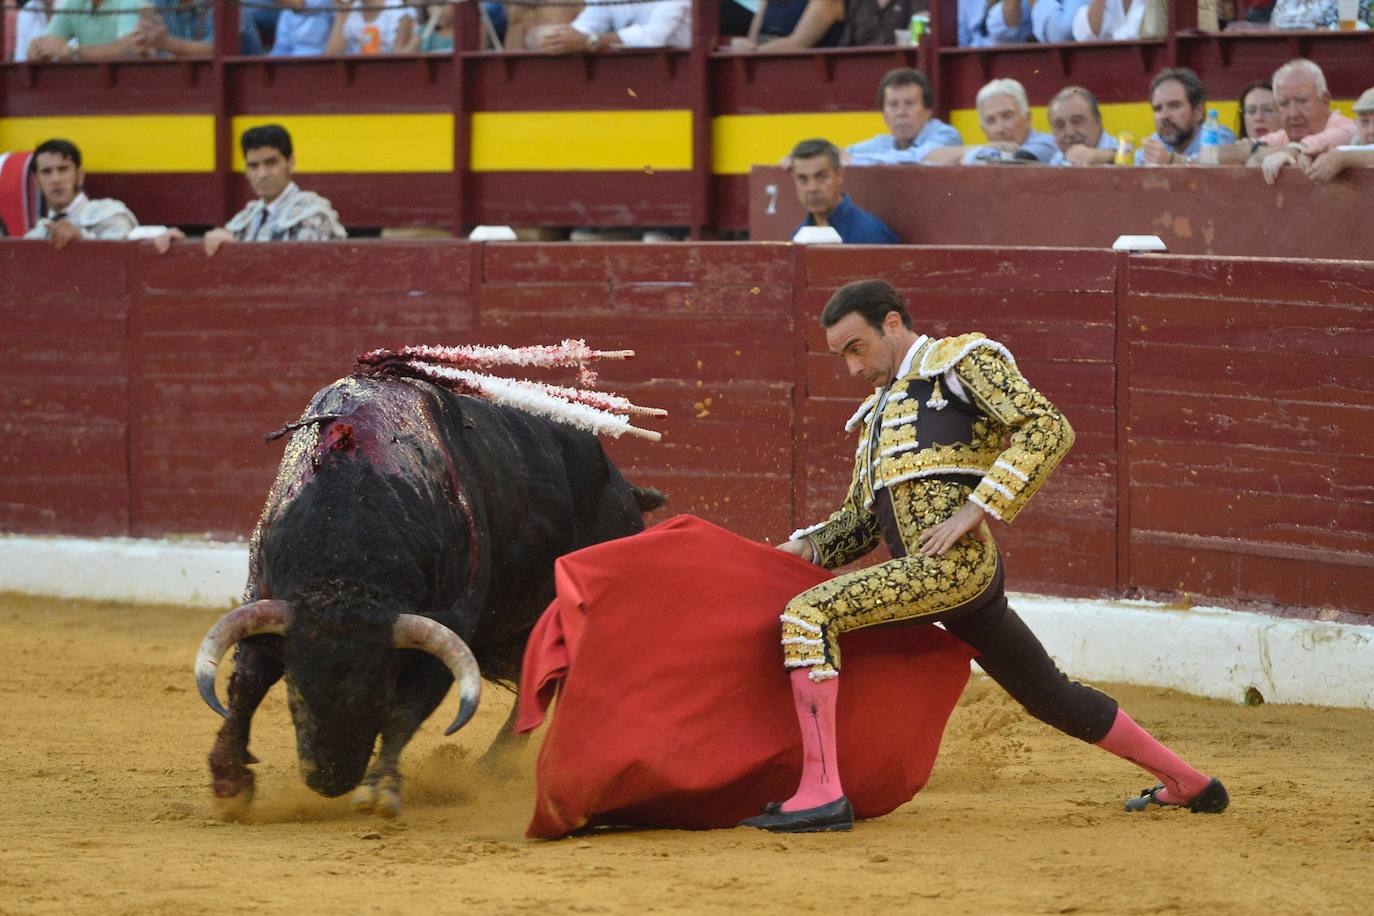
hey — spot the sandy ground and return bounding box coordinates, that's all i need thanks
[2,593,1372,916]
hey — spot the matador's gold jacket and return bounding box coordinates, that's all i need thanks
[794,333,1074,569]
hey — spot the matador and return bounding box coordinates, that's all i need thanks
[740,279,1229,833]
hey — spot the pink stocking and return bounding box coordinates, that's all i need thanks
[1096,709,1211,804]
[780,669,845,812]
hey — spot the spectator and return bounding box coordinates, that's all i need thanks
[1135,67,1234,165]
[1072,0,1144,40]
[13,0,56,62]
[24,138,137,249]
[730,0,844,52]
[270,0,336,56]
[1213,80,1280,165]
[325,0,418,55]
[1237,81,1281,142]
[27,0,143,62]
[537,0,690,53]
[1031,0,1087,42]
[1271,0,1372,29]
[155,124,346,255]
[847,68,963,165]
[138,0,264,57]
[505,1,578,51]
[958,0,1031,47]
[1046,86,1117,166]
[790,138,899,244]
[1252,59,1358,184]
[926,78,1057,164]
[418,2,456,52]
[839,0,919,47]
[1304,87,1374,182]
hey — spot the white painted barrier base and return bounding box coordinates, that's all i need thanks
[3,534,1371,710]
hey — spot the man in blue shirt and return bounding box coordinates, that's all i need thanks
[138,0,263,55]
[271,0,334,56]
[1030,0,1087,43]
[790,139,899,244]
[927,78,1059,165]
[847,69,963,166]
[958,0,1032,46]
[1136,68,1235,165]
[1046,86,1119,166]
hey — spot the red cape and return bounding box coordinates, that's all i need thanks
[517,514,973,838]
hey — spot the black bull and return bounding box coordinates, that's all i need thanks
[195,374,662,816]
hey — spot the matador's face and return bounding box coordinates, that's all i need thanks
[826,311,906,388]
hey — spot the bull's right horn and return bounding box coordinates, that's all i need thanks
[392,615,482,736]
[194,600,292,718]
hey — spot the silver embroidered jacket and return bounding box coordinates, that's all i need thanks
[24,198,137,241]
[225,185,347,242]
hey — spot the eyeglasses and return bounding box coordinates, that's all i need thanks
[1243,104,1279,116]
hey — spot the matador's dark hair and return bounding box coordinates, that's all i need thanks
[821,279,913,332]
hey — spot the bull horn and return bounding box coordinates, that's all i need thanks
[393,615,482,736]
[194,599,292,718]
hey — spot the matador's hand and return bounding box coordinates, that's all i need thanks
[917,502,987,557]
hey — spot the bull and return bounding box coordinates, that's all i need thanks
[195,370,663,818]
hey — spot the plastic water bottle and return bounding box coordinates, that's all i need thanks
[1199,109,1221,165]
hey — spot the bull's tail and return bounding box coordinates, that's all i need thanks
[631,485,667,514]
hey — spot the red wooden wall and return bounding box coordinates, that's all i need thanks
[2,240,1370,619]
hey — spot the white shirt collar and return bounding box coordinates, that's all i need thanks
[49,191,88,220]
[262,182,299,220]
[896,335,928,380]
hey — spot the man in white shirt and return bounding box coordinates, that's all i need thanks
[536,0,691,53]
[156,124,346,255]
[23,138,138,249]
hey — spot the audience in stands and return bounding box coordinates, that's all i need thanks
[1271,0,1372,30]
[1250,59,1357,184]
[958,0,1032,46]
[1046,86,1117,165]
[1136,67,1234,164]
[847,68,963,165]
[839,0,920,47]
[1032,0,1087,42]
[417,2,456,51]
[27,0,143,61]
[326,0,418,54]
[24,138,138,248]
[1212,80,1280,164]
[1072,0,1144,40]
[1303,88,1374,182]
[537,0,690,53]
[504,1,578,51]
[155,124,346,254]
[729,0,843,52]
[270,0,336,56]
[139,0,264,56]
[13,0,57,61]
[790,138,899,243]
[927,78,1057,163]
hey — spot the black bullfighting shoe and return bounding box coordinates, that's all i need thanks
[1124,778,1229,814]
[738,796,854,833]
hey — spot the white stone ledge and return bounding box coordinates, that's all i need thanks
[2,534,1370,709]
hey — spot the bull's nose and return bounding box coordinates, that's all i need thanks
[302,761,364,798]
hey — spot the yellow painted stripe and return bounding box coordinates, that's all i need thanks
[470,110,692,172]
[0,115,213,172]
[231,114,453,173]
[711,112,886,175]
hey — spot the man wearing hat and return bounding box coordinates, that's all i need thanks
[1303,87,1374,183]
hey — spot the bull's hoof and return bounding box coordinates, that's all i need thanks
[375,787,402,819]
[212,787,255,821]
[351,782,378,814]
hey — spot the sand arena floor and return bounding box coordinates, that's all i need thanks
[3,592,1372,915]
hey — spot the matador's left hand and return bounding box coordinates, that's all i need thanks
[917,502,987,557]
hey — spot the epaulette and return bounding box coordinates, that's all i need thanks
[277,191,343,231]
[225,200,263,234]
[75,198,136,231]
[916,333,1018,378]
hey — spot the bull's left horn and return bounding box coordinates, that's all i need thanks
[393,615,482,736]
[194,600,292,718]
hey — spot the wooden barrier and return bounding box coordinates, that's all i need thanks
[1,240,1370,618]
[748,166,1374,259]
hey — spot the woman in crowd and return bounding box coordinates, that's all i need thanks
[1236,80,1281,141]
